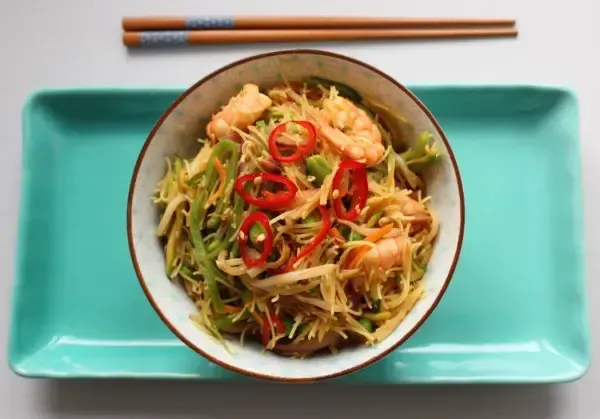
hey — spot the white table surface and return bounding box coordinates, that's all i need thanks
[1,0,598,417]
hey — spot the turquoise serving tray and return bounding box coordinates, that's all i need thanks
[9,86,589,383]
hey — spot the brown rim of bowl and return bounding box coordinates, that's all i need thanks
[127,48,465,383]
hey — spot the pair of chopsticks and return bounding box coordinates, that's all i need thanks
[121,16,518,47]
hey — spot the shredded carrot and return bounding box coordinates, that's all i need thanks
[207,158,226,205]
[346,223,394,269]
[363,223,394,242]
[329,227,345,243]
[223,305,242,314]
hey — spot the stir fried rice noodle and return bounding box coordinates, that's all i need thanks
[153,79,442,357]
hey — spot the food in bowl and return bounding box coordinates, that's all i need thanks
[153,77,442,357]
[129,49,464,381]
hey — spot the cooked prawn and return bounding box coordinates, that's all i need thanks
[318,91,385,167]
[368,194,431,224]
[363,236,410,272]
[206,84,272,142]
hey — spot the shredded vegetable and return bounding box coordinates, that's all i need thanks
[347,224,394,269]
[206,158,226,206]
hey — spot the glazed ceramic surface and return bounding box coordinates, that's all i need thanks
[9,83,587,383]
[126,51,464,381]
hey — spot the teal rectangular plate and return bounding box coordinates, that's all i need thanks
[9,86,589,383]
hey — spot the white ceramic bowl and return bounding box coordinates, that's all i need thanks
[127,49,465,382]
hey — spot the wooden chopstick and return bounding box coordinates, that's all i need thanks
[122,28,518,48]
[122,16,516,32]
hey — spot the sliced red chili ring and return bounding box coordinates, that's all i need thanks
[268,121,317,163]
[234,173,298,211]
[261,314,285,346]
[287,205,331,270]
[238,211,274,268]
[332,160,368,221]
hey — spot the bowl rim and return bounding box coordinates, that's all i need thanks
[127,48,466,383]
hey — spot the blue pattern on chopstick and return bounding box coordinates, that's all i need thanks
[185,16,235,29]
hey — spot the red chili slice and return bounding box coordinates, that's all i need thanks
[234,173,298,211]
[268,121,317,163]
[332,160,368,221]
[287,205,331,270]
[261,314,285,346]
[238,211,274,268]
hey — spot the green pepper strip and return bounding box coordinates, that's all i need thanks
[206,140,240,229]
[349,231,364,242]
[281,315,295,337]
[413,265,426,281]
[241,288,252,305]
[190,189,225,313]
[249,222,266,247]
[303,210,320,224]
[180,265,193,276]
[187,172,203,187]
[208,172,251,260]
[366,211,384,228]
[179,265,196,281]
[371,298,381,313]
[189,140,239,313]
[306,155,332,186]
[400,131,440,172]
[207,239,221,254]
[206,194,244,259]
[213,315,236,330]
[359,317,374,332]
[230,241,240,258]
[201,139,245,257]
